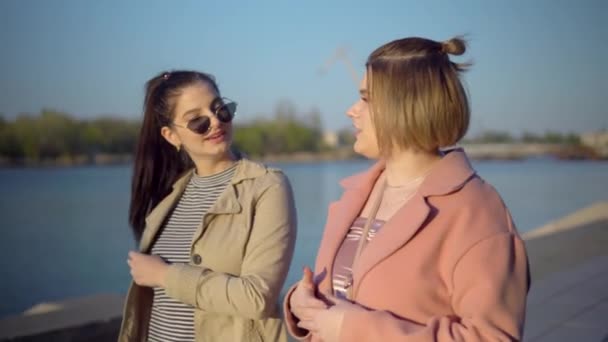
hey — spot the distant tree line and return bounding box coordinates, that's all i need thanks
[0,105,586,166]
[463,130,581,145]
[233,101,327,157]
[0,101,330,164]
[0,110,140,163]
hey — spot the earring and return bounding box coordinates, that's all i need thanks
[176,145,181,152]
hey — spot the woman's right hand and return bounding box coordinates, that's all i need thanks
[289,266,328,322]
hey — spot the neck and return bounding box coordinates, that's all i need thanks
[192,150,236,177]
[384,148,441,187]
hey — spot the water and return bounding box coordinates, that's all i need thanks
[1,158,607,317]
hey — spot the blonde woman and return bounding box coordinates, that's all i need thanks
[285,37,530,342]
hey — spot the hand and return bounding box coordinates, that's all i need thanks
[297,292,364,342]
[127,251,169,288]
[289,266,328,322]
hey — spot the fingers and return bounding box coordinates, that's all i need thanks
[292,285,326,310]
[128,251,142,259]
[127,253,141,284]
[320,291,344,306]
[301,266,314,286]
[128,251,146,267]
[297,318,317,332]
[292,294,327,322]
[304,296,328,309]
[127,251,140,267]
[291,266,326,318]
[298,266,315,296]
[295,305,326,322]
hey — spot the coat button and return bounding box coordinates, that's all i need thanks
[192,254,202,265]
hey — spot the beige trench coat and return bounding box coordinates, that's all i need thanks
[119,158,297,341]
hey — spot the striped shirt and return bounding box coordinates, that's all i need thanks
[332,217,386,299]
[147,164,237,342]
[332,175,425,299]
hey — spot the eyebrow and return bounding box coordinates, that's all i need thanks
[182,108,200,117]
[359,89,369,97]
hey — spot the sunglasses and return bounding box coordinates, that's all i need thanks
[173,97,237,135]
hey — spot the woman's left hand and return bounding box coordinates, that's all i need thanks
[297,293,365,342]
[127,251,169,288]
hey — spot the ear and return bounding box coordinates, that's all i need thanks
[160,126,182,150]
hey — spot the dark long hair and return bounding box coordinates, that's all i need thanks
[129,70,220,241]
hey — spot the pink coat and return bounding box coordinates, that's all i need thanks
[284,149,530,341]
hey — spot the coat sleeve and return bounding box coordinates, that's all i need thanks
[163,173,297,319]
[339,233,530,341]
[282,284,314,341]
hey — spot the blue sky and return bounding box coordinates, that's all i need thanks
[0,0,606,135]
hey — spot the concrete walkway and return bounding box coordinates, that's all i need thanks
[523,202,608,342]
[0,294,123,341]
[525,255,608,341]
[1,202,607,341]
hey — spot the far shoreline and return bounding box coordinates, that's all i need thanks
[1,143,606,169]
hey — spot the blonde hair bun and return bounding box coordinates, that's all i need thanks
[441,37,466,56]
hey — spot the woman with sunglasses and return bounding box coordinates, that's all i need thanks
[118,70,297,342]
[283,37,530,342]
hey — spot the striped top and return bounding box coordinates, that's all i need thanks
[147,164,237,342]
[332,217,386,298]
[332,174,426,299]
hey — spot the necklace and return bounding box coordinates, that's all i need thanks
[384,161,436,188]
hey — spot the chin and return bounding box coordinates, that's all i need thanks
[210,142,232,157]
[193,142,233,160]
[353,141,380,160]
[353,142,369,159]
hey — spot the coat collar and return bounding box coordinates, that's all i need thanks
[170,157,269,190]
[339,148,476,198]
[315,148,477,295]
[139,158,269,252]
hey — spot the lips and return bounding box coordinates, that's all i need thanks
[205,130,225,141]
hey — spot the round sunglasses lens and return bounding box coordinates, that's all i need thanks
[187,116,211,134]
[217,102,236,123]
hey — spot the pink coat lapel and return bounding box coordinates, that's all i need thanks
[315,149,476,295]
[351,193,431,295]
[314,161,384,290]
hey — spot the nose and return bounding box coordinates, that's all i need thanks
[207,110,221,128]
[346,102,358,119]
